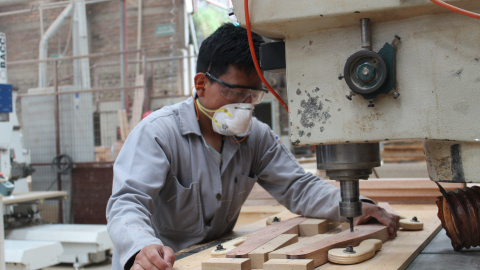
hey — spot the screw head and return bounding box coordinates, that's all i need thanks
[346,95,352,101]
[273,217,280,222]
[216,244,225,251]
[394,92,400,99]
[338,73,344,80]
[412,216,419,222]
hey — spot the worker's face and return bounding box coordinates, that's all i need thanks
[195,65,263,114]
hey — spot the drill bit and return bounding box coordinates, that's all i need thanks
[349,217,354,232]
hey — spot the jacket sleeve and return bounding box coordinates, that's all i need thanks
[106,120,169,269]
[252,122,346,221]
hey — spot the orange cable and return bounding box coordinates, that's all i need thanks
[430,0,480,19]
[244,0,289,113]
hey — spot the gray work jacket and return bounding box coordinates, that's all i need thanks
[106,97,345,269]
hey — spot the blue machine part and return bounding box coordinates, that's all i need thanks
[0,83,13,113]
[0,181,14,196]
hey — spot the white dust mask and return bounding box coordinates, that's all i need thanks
[196,100,254,136]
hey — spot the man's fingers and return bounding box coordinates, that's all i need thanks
[131,263,145,270]
[159,246,176,268]
[134,258,157,270]
[145,247,170,270]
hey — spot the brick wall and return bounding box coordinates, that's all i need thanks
[0,0,187,96]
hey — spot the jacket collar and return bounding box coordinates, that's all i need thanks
[179,97,203,137]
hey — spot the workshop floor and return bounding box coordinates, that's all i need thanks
[406,229,480,269]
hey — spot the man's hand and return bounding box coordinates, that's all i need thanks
[131,244,175,270]
[354,203,400,239]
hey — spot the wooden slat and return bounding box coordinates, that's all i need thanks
[269,234,332,260]
[263,259,315,270]
[286,224,389,267]
[248,234,298,269]
[226,217,307,258]
[173,205,441,270]
[129,74,145,131]
[211,237,247,258]
[3,191,67,205]
[201,258,250,270]
[299,219,328,236]
[320,205,442,270]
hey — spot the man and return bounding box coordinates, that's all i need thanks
[106,23,399,270]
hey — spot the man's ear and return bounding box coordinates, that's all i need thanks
[194,73,207,97]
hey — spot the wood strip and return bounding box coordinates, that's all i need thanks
[263,259,314,270]
[269,234,332,260]
[117,110,126,141]
[129,74,145,131]
[201,258,251,270]
[299,219,328,236]
[211,237,247,258]
[173,205,441,270]
[248,234,298,269]
[320,205,442,270]
[286,224,389,267]
[226,216,308,258]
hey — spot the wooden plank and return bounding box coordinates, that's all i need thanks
[173,210,298,270]
[3,191,67,205]
[211,237,247,258]
[226,216,308,258]
[248,234,298,269]
[286,224,389,267]
[299,219,328,236]
[320,205,442,270]
[117,110,126,141]
[173,205,441,270]
[269,234,333,260]
[129,74,145,131]
[122,109,130,138]
[263,259,315,270]
[201,258,250,270]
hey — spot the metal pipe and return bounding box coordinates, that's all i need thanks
[120,0,126,110]
[0,0,114,17]
[53,61,63,224]
[38,4,73,87]
[10,49,143,66]
[39,7,44,36]
[17,85,144,98]
[148,61,154,111]
[361,18,372,51]
[0,194,5,270]
[136,0,143,75]
[123,0,129,113]
[188,13,199,54]
[142,49,148,112]
[72,2,81,86]
[76,0,91,88]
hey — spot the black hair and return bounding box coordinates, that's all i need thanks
[196,23,264,81]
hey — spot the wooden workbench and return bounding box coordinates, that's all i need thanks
[3,191,67,205]
[173,204,441,270]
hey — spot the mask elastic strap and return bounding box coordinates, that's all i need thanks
[230,119,253,144]
[191,86,200,121]
[195,100,232,128]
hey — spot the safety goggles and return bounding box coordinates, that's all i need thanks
[205,72,268,105]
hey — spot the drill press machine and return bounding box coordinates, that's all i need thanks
[231,0,480,230]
